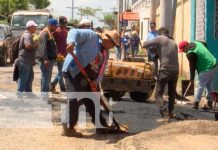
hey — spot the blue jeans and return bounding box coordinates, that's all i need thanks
[116,47,121,60]
[195,65,218,102]
[17,61,34,92]
[147,48,159,76]
[39,61,54,92]
[51,61,65,91]
[132,48,139,56]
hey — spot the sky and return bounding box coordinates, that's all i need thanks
[49,0,117,27]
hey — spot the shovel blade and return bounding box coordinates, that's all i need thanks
[117,124,129,133]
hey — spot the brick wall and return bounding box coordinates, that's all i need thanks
[195,0,205,41]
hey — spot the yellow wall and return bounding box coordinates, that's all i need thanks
[156,0,191,79]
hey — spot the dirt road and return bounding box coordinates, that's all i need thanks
[0,62,217,150]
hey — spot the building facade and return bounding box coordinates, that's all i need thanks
[131,0,151,41]
[156,0,218,90]
[124,0,218,89]
[191,0,218,90]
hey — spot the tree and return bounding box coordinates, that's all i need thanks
[77,7,101,19]
[0,0,28,17]
[103,12,117,30]
[29,0,50,9]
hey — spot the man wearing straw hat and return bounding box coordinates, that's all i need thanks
[61,19,123,137]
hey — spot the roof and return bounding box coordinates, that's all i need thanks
[12,10,50,16]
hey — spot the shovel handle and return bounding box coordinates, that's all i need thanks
[183,82,192,98]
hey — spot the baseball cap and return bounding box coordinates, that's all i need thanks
[59,16,68,24]
[26,20,38,28]
[178,41,189,53]
[48,18,58,26]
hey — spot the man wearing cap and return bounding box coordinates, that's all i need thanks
[121,32,130,60]
[179,41,218,110]
[17,20,38,95]
[37,18,57,97]
[50,16,68,93]
[130,31,142,61]
[143,27,179,119]
[61,19,121,137]
[146,22,159,76]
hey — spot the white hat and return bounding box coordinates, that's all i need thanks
[131,31,137,35]
[124,32,129,36]
[78,19,91,27]
[26,20,38,28]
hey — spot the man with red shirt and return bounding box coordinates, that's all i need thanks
[50,16,68,93]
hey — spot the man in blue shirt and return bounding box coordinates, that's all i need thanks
[121,32,130,60]
[62,19,121,137]
[146,22,159,76]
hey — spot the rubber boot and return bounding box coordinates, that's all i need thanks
[203,101,213,111]
[191,101,199,110]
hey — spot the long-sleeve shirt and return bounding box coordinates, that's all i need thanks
[143,35,179,71]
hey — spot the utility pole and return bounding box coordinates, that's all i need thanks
[150,0,156,23]
[80,6,82,20]
[160,0,173,36]
[72,0,74,20]
[118,0,123,32]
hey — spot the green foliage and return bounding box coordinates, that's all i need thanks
[29,0,50,9]
[0,0,50,20]
[0,20,8,24]
[0,0,28,17]
[103,12,117,29]
[77,7,101,19]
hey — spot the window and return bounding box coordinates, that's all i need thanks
[11,15,49,29]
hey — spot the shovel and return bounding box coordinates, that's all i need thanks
[181,82,192,104]
[69,51,128,133]
[100,95,129,133]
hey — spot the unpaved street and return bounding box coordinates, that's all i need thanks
[0,61,218,150]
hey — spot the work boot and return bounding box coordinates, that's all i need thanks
[61,123,83,137]
[191,101,199,110]
[61,88,66,92]
[203,101,213,111]
[169,112,176,119]
[50,83,59,94]
[159,106,168,118]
